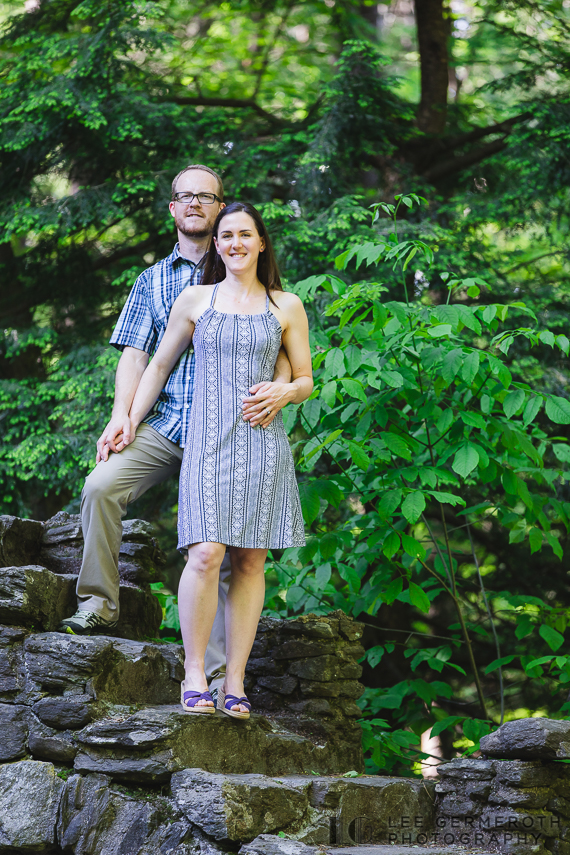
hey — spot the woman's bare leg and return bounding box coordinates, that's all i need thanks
[178,541,226,708]
[224,546,267,713]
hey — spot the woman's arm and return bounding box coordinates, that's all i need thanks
[125,293,195,442]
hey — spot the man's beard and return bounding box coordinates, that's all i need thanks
[175,212,211,239]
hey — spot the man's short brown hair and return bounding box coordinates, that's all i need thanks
[171,164,224,200]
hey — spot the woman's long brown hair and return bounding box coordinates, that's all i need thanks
[201,202,283,306]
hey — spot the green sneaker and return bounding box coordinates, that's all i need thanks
[57,610,118,635]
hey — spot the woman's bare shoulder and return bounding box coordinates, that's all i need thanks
[270,289,304,311]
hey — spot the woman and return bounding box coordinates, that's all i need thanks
[127,202,313,718]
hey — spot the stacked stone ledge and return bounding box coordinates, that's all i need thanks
[435,718,570,855]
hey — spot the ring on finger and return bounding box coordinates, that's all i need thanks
[265,408,272,415]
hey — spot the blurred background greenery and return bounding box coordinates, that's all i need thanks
[3,0,570,772]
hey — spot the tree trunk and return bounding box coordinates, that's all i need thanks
[414,0,449,134]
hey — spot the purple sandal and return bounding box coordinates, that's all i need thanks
[217,688,251,719]
[180,681,215,715]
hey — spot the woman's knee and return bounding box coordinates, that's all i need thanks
[230,549,266,578]
[186,542,225,575]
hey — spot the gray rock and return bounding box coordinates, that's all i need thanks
[298,679,363,699]
[28,717,78,764]
[257,676,298,695]
[41,512,166,586]
[122,519,157,541]
[437,757,496,779]
[58,772,188,855]
[74,752,171,783]
[493,759,554,787]
[240,834,315,855]
[0,760,64,851]
[172,769,310,841]
[0,565,76,631]
[0,626,27,702]
[32,693,93,729]
[0,703,29,761]
[41,511,83,546]
[305,775,436,844]
[480,718,570,760]
[288,655,362,682]
[270,640,337,659]
[24,633,183,702]
[0,515,43,566]
[277,615,340,639]
[488,782,551,809]
[72,703,363,780]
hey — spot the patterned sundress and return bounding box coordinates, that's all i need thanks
[177,284,305,550]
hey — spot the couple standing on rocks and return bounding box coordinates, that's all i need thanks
[58,164,313,720]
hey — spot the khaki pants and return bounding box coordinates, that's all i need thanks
[78,423,228,689]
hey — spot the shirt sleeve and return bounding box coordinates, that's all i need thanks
[109,271,158,354]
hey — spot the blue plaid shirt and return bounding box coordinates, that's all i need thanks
[110,244,203,447]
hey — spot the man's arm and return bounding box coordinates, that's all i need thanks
[96,347,149,462]
[273,346,292,384]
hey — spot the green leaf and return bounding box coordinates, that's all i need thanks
[324,347,346,379]
[539,624,564,652]
[546,396,570,425]
[409,581,431,613]
[378,489,402,518]
[460,411,486,429]
[427,324,452,338]
[381,368,404,388]
[503,388,525,419]
[437,409,454,433]
[452,444,480,478]
[305,429,342,462]
[383,532,401,559]
[502,469,518,494]
[384,576,403,604]
[401,533,427,560]
[553,444,570,463]
[557,334,570,356]
[484,655,516,674]
[315,563,332,588]
[430,716,464,738]
[382,432,412,460]
[346,440,370,471]
[529,527,543,554]
[340,378,367,403]
[299,482,321,524]
[428,491,466,507]
[540,330,556,347]
[441,348,463,386]
[321,381,337,408]
[523,396,542,427]
[546,531,563,560]
[461,350,480,385]
[401,491,426,523]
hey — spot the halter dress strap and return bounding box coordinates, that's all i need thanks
[211,283,220,308]
[265,292,270,311]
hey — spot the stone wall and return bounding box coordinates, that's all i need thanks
[0,513,382,854]
[434,718,570,855]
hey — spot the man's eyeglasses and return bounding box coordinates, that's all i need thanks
[172,192,220,205]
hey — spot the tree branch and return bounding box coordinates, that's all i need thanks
[421,137,508,182]
[170,95,281,125]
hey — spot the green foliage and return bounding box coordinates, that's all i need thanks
[266,194,570,771]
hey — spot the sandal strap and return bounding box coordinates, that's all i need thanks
[224,693,251,711]
[184,690,213,707]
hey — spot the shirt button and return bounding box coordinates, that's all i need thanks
[184,404,190,409]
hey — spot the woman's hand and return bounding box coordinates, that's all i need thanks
[242,381,295,428]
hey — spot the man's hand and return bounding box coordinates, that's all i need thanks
[96,414,133,463]
[242,382,294,428]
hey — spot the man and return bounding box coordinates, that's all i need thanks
[58,164,291,698]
